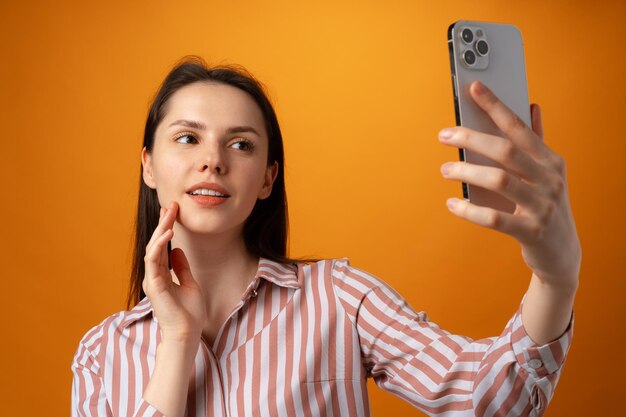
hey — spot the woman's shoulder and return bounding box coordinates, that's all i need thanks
[73,298,154,359]
[295,257,424,326]
[291,256,395,295]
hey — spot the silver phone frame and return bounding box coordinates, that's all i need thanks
[447,20,532,214]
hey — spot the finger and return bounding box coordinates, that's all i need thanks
[531,103,544,141]
[469,81,548,160]
[143,228,174,293]
[446,198,546,244]
[145,206,168,254]
[154,202,178,271]
[146,202,178,254]
[144,227,173,267]
[441,161,544,213]
[160,201,178,270]
[527,103,567,178]
[170,248,198,289]
[162,201,178,231]
[438,127,549,184]
[143,201,178,294]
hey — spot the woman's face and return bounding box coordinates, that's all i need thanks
[142,81,278,236]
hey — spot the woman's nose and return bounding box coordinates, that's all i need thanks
[200,145,226,175]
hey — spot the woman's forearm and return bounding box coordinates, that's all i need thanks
[142,338,200,417]
[521,272,577,345]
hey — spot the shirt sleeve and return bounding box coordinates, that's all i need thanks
[71,334,166,417]
[331,258,574,417]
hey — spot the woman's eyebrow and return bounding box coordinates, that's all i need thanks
[169,119,206,130]
[168,119,261,136]
[227,125,261,137]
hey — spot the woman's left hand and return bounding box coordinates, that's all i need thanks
[438,81,581,291]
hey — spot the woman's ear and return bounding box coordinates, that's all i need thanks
[141,147,157,189]
[258,161,279,200]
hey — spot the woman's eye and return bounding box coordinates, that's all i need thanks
[232,139,254,151]
[174,133,197,144]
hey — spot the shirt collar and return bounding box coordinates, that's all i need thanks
[120,257,301,329]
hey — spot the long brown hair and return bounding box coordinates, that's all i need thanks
[127,56,320,308]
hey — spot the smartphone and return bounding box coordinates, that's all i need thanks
[447,20,531,214]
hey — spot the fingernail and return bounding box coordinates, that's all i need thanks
[439,128,455,140]
[440,163,453,175]
[169,201,175,209]
[446,198,458,210]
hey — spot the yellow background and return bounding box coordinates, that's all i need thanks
[1,1,624,415]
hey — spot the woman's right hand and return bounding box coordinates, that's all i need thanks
[142,201,206,343]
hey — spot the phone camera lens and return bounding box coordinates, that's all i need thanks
[463,50,476,65]
[461,28,474,43]
[476,40,489,56]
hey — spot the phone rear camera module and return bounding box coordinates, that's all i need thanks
[463,50,476,65]
[476,40,489,56]
[461,28,473,44]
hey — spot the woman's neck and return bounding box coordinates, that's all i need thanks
[169,223,260,312]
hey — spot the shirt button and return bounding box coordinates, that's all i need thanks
[528,358,543,369]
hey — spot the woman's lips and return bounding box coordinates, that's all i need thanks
[186,193,229,207]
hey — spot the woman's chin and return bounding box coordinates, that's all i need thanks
[174,216,240,237]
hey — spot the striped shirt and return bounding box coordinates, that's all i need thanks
[71,257,573,417]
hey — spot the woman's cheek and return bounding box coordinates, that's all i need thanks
[154,159,185,199]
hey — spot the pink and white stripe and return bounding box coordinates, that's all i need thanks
[71,257,573,416]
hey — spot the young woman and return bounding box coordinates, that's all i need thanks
[71,56,580,417]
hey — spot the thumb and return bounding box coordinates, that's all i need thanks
[530,103,544,141]
[170,248,197,288]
